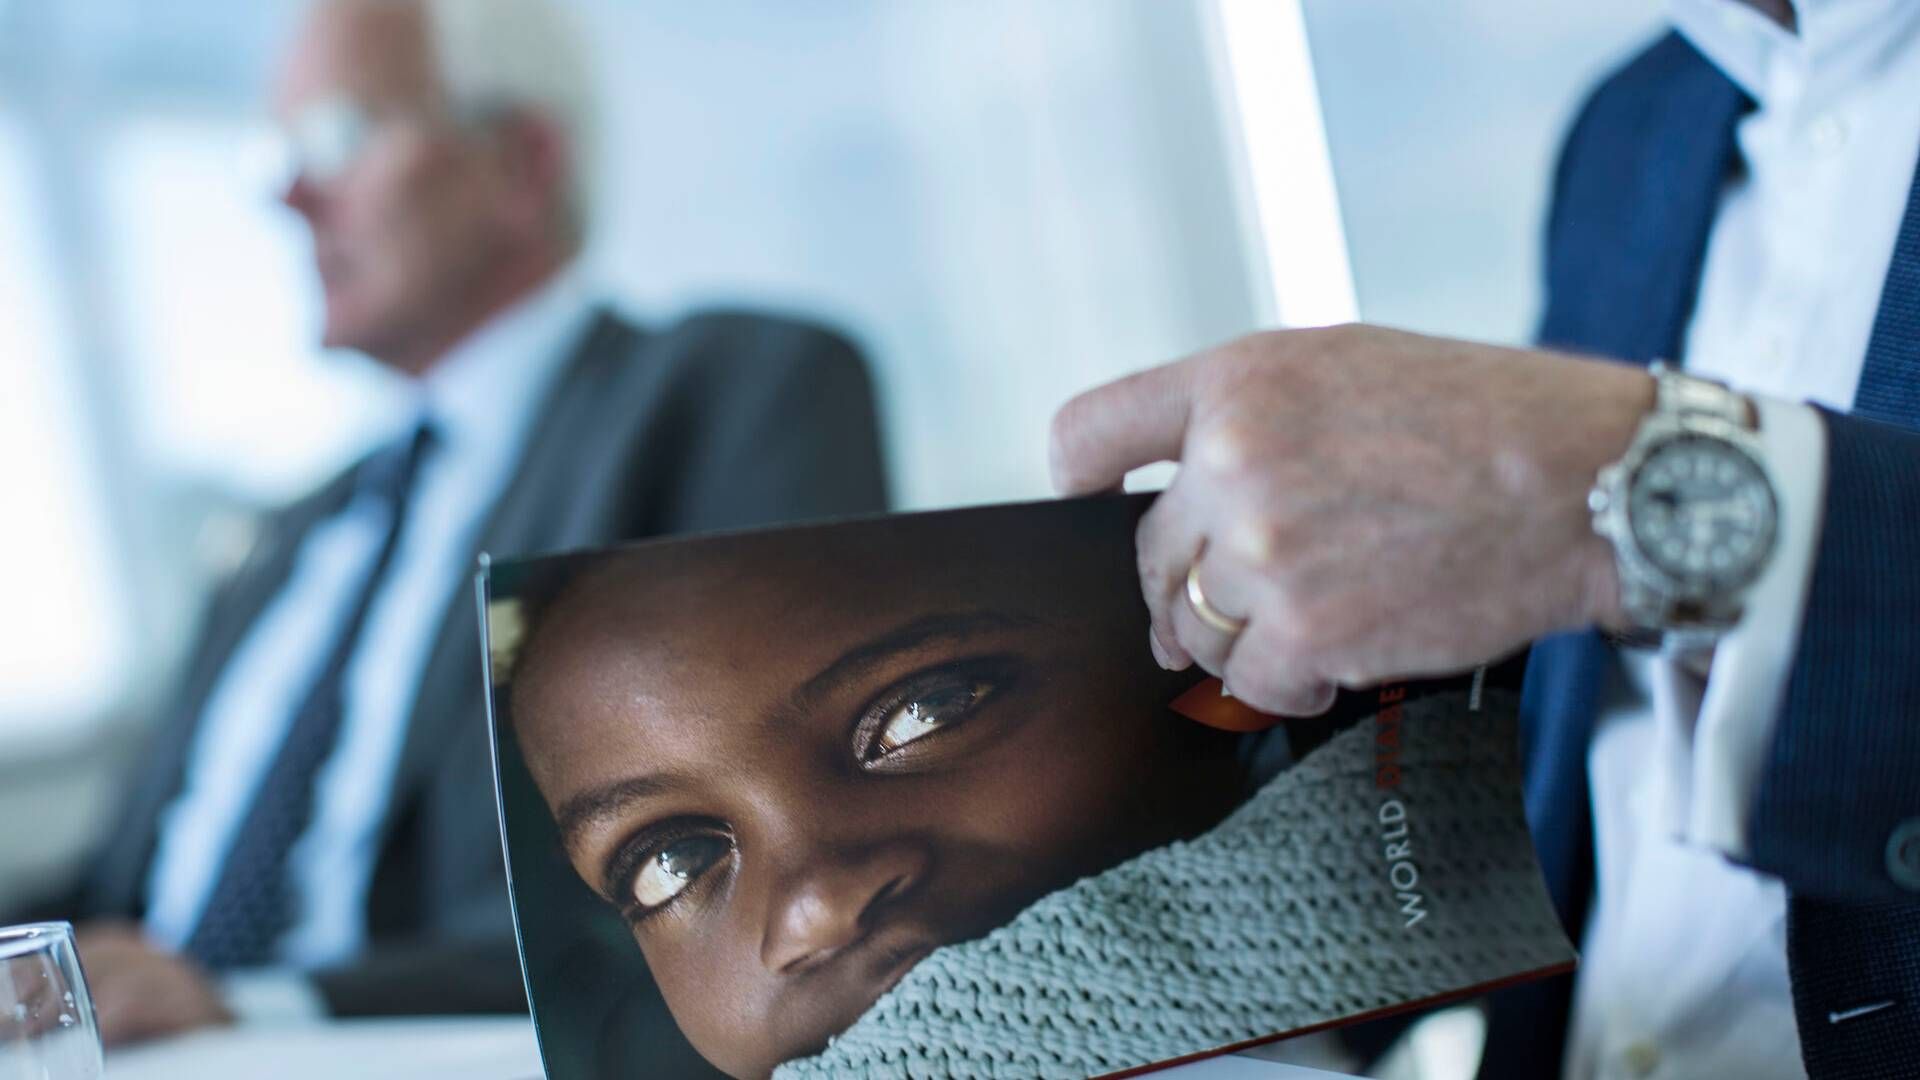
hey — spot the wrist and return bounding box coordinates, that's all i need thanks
[1562,360,1654,631]
[1580,531,1629,631]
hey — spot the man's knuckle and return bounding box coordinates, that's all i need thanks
[1192,415,1264,475]
[1229,663,1314,717]
[1261,589,1313,643]
[1225,514,1289,568]
[1224,654,1279,701]
[1135,545,1156,578]
[1134,525,1171,586]
[1139,560,1170,600]
[1293,622,1350,674]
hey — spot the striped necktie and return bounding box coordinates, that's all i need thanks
[184,421,435,968]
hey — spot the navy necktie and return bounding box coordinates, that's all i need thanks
[185,422,434,969]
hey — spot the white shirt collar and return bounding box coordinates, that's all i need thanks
[1671,0,1920,107]
[402,261,597,455]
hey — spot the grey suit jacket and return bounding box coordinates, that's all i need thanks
[48,307,889,1016]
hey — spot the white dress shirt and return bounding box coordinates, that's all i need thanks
[142,265,596,996]
[1566,1,1920,1077]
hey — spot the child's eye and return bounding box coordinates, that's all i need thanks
[869,678,992,758]
[632,833,732,910]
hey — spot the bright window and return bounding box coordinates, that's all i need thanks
[0,113,130,726]
[101,114,397,501]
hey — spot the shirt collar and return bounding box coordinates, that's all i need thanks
[406,261,596,453]
[1671,0,1920,107]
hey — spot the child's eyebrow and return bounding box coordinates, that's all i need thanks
[554,770,696,847]
[785,609,1044,717]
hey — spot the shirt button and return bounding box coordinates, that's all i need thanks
[1809,114,1849,154]
[1622,1040,1661,1078]
[1886,819,1920,891]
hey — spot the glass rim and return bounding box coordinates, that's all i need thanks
[0,920,76,962]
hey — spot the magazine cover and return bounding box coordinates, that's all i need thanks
[478,494,1575,1079]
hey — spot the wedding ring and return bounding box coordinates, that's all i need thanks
[1185,564,1247,636]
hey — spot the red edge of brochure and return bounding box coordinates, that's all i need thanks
[1095,959,1579,1079]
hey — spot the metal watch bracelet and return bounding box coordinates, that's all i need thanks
[1587,362,1776,638]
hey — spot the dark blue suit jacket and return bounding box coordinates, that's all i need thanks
[1480,32,1920,1080]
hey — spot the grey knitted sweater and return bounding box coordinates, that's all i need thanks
[775,690,1572,1079]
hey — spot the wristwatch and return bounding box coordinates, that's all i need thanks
[1587,363,1779,634]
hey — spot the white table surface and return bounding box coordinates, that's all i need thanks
[107,1017,543,1080]
[1166,1058,1357,1079]
[103,1017,1355,1080]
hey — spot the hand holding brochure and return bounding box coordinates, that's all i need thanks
[478,494,1574,1079]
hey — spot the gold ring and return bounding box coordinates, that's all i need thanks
[1185,564,1247,636]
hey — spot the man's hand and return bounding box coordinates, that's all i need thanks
[1049,324,1652,715]
[74,922,234,1047]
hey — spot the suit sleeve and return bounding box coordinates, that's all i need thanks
[1744,408,1920,902]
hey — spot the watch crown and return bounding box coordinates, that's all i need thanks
[1587,487,1611,514]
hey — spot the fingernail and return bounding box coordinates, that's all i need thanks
[1156,629,1192,672]
[1149,628,1173,669]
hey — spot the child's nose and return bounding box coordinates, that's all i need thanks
[759,841,930,975]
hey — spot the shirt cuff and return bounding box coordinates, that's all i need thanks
[1677,395,1828,856]
[219,969,330,1026]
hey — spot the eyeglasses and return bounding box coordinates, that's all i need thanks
[284,98,380,185]
[243,98,382,193]
[255,96,494,191]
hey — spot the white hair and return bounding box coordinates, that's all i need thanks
[420,0,598,245]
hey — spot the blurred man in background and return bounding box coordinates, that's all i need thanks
[9,0,886,1045]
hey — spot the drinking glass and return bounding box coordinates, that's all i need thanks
[0,923,102,1080]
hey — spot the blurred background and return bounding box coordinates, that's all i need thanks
[1,0,1661,1065]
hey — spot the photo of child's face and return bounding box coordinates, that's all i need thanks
[506,505,1242,1079]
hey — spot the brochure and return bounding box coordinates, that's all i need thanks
[478,494,1574,1079]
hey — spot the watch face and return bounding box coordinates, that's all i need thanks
[1628,435,1777,590]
